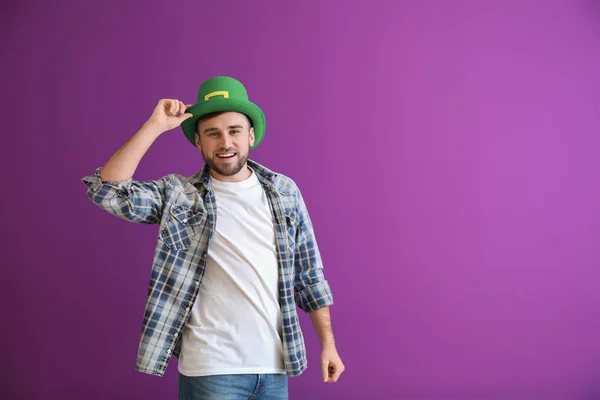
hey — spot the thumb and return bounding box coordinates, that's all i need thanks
[322,361,329,382]
[178,113,194,122]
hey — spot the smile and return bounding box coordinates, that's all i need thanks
[216,152,236,159]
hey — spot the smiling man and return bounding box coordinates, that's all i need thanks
[196,112,254,181]
[81,76,344,400]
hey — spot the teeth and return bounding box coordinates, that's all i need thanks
[217,153,235,158]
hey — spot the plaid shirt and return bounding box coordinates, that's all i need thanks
[81,159,333,377]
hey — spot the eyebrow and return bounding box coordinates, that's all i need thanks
[203,125,244,134]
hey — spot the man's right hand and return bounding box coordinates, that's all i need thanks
[98,99,195,182]
[147,99,194,132]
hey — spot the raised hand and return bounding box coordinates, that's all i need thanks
[147,99,194,132]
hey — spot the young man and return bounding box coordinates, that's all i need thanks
[81,76,344,399]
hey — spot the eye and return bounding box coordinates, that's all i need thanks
[230,130,240,134]
[208,132,218,137]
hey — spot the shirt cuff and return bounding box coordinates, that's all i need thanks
[81,167,133,194]
[294,280,334,313]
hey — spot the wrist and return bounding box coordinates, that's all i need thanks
[141,120,166,138]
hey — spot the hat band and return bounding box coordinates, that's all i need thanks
[204,91,229,101]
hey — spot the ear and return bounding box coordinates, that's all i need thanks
[249,127,255,148]
[195,133,202,150]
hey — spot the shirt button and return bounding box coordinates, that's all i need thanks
[174,332,178,338]
[195,281,200,286]
[166,349,171,354]
[183,218,188,223]
[185,307,190,312]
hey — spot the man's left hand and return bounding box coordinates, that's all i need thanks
[321,344,345,383]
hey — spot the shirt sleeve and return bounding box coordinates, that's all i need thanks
[292,189,334,313]
[81,167,167,224]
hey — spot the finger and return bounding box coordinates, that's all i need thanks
[159,99,168,115]
[179,101,186,115]
[322,361,329,382]
[332,367,342,382]
[169,99,176,115]
[327,365,336,383]
[178,113,193,123]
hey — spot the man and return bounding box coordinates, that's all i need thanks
[81,76,344,399]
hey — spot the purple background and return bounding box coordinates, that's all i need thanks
[3,0,600,399]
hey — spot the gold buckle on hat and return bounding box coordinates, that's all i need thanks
[204,91,229,101]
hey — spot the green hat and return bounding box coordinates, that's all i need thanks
[181,76,266,150]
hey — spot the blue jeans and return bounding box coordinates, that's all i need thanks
[178,373,288,400]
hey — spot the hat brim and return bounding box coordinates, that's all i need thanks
[181,98,265,150]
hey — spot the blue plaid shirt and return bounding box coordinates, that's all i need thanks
[81,159,333,377]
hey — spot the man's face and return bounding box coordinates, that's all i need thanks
[195,111,255,182]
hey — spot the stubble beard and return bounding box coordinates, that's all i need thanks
[202,149,249,177]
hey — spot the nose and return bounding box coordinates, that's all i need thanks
[219,134,233,150]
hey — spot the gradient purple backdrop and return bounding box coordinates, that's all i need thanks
[2,0,600,399]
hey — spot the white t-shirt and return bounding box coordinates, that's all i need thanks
[178,168,285,376]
